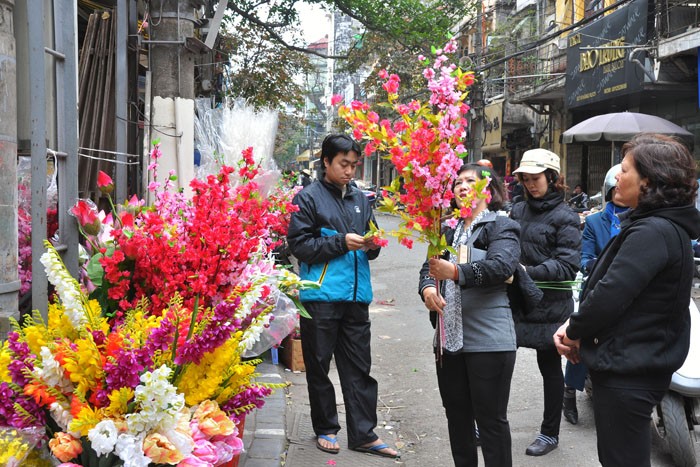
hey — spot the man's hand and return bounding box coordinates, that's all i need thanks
[422,286,446,314]
[553,320,581,364]
[428,257,456,281]
[345,233,366,251]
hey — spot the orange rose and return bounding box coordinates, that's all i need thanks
[193,400,234,437]
[143,432,185,464]
[49,432,83,463]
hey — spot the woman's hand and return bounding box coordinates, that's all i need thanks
[422,286,446,314]
[554,320,581,364]
[428,257,457,281]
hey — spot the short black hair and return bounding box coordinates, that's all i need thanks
[320,134,362,172]
[622,133,698,211]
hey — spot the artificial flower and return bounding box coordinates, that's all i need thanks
[48,432,82,463]
[142,432,184,464]
[69,199,101,236]
[96,170,115,194]
[87,419,119,456]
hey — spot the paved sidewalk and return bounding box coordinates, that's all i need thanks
[240,355,402,467]
[238,359,287,467]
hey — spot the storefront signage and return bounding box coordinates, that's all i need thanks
[482,102,503,152]
[565,0,648,108]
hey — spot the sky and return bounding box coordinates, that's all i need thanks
[297,3,330,44]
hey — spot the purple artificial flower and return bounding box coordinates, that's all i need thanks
[175,299,242,365]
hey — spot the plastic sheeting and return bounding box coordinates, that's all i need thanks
[194,98,280,180]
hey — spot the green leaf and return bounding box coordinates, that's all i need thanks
[86,254,104,287]
[431,45,437,54]
[290,296,312,319]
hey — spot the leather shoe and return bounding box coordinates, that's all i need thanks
[525,438,558,456]
[563,395,579,425]
[563,406,578,425]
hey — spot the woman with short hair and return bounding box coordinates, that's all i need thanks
[419,163,520,467]
[555,133,700,467]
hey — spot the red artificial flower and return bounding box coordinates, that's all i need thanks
[331,94,343,105]
[70,200,101,236]
[96,170,115,194]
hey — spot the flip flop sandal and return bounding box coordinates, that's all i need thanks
[316,434,340,454]
[353,443,400,458]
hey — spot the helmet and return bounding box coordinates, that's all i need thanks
[603,164,621,202]
[513,148,560,175]
[476,159,494,169]
[301,169,311,177]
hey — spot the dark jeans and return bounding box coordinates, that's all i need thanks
[591,380,665,467]
[565,360,588,391]
[436,351,516,467]
[300,301,379,449]
[536,348,564,437]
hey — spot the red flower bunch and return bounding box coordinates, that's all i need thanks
[90,145,298,315]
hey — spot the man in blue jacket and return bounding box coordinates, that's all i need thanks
[287,134,398,459]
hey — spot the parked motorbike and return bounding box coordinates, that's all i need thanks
[651,298,700,467]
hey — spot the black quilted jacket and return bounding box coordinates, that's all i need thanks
[510,191,581,349]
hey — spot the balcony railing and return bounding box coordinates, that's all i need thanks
[506,39,566,102]
[658,0,700,38]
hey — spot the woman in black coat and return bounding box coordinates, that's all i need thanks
[555,133,700,467]
[510,148,581,456]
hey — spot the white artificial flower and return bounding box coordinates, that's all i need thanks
[161,427,194,459]
[40,246,86,328]
[35,347,73,392]
[88,419,119,456]
[115,433,152,467]
[126,365,184,435]
[49,401,74,433]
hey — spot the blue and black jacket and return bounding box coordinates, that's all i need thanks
[287,179,380,304]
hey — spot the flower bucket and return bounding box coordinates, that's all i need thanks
[220,416,246,467]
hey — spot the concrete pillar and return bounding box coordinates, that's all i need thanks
[148,0,196,195]
[0,0,18,337]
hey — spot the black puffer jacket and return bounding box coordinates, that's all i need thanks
[510,191,581,349]
[567,206,700,389]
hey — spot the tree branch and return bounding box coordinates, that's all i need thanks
[226,1,353,59]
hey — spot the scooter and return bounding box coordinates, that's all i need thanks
[651,297,700,467]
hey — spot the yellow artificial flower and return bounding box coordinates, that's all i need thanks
[177,337,243,406]
[104,387,134,418]
[69,405,104,437]
[83,299,109,334]
[0,341,12,384]
[22,325,49,357]
[47,302,79,340]
[62,338,104,396]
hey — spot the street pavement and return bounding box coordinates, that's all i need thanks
[241,212,700,467]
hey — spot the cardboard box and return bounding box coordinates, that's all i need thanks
[280,335,305,372]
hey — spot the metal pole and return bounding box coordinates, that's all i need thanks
[0,0,19,336]
[471,1,484,160]
[55,0,80,280]
[116,0,128,202]
[28,0,48,315]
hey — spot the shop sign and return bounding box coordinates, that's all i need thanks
[565,0,648,108]
[482,102,503,152]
